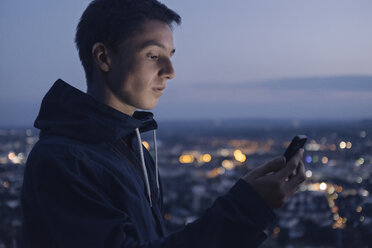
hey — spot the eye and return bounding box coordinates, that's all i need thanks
[147,53,159,61]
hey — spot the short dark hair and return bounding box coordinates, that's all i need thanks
[75,0,181,83]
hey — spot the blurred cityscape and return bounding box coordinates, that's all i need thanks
[0,119,371,247]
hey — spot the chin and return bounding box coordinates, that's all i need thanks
[140,101,158,110]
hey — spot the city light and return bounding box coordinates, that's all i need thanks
[207,168,225,178]
[332,222,346,230]
[361,190,369,197]
[233,149,241,157]
[219,149,229,156]
[26,129,33,136]
[233,149,246,163]
[8,152,16,160]
[346,142,352,149]
[222,160,234,170]
[360,131,367,138]
[305,170,312,178]
[328,186,335,194]
[339,141,346,149]
[3,181,9,188]
[142,141,150,150]
[18,153,25,160]
[198,154,212,163]
[312,156,319,163]
[179,154,195,164]
[331,206,339,213]
[306,140,320,151]
[7,152,22,164]
[320,182,327,191]
[321,156,328,164]
[333,213,339,221]
[358,158,365,165]
[356,206,362,213]
[329,144,337,151]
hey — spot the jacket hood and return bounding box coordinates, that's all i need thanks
[35,79,157,143]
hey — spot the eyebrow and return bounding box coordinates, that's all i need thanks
[138,40,176,55]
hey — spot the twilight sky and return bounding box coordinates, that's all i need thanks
[0,0,372,126]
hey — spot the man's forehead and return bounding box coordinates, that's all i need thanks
[135,20,174,46]
[117,20,175,53]
[138,40,175,54]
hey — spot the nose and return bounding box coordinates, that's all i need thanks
[159,58,175,80]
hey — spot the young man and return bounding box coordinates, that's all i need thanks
[21,0,305,247]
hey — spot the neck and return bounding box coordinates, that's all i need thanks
[87,79,136,116]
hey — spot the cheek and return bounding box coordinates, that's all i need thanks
[130,64,157,91]
[124,75,148,95]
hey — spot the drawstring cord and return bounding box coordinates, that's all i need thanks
[153,130,160,197]
[135,128,152,207]
[135,128,160,208]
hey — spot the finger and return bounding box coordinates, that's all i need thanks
[250,156,286,178]
[275,149,304,181]
[288,148,304,166]
[288,156,303,179]
[295,159,305,175]
[285,160,306,190]
[287,147,305,163]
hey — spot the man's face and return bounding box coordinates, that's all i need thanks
[107,20,176,114]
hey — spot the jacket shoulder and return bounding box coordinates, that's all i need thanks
[25,136,111,181]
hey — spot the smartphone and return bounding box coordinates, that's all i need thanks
[284,135,307,162]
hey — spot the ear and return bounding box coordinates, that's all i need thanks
[92,43,111,72]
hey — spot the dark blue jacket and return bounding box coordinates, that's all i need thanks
[22,79,275,248]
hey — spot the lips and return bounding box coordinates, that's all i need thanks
[152,87,165,96]
[154,87,165,91]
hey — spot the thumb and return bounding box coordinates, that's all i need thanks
[252,156,286,177]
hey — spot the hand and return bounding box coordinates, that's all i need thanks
[242,149,305,209]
